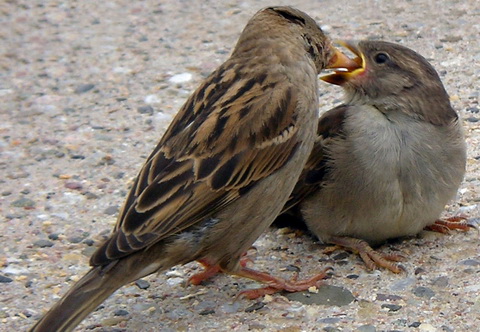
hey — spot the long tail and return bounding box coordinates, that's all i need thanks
[30,265,130,332]
[30,253,167,332]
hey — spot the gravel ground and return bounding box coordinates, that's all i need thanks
[1,1,480,331]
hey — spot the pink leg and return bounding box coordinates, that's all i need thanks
[425,216,475,234]
[327,236,404,273]
[234,266,331,300]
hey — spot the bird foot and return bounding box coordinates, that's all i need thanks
[187,260,222,286]
[235,266,331,300]
[327,236,404,273]
[188,254,253,286]
[425,216,475,234]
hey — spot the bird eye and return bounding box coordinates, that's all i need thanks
[374,52,389,64]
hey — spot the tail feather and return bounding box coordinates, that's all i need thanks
[30,266,132,332]
[30,238,180,331]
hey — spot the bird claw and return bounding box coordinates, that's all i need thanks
[187,262,221,286]
[425,216,476,234]
[188,253,254,286]
[328,236,404,273]
[235,267,331,300]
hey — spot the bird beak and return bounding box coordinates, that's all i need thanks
[326,45,361,71]
[321,41,366,85]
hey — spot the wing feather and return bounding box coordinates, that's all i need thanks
[91,60,302,266]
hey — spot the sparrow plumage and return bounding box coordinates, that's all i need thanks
[280,40,467,273]
[30,7,357,331]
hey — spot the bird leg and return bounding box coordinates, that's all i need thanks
[326,236,404,273]
[188,258,331,300]
[187,254,253,286]
[425,216,475,234]
[233,266,331,300]
[187,259,222,286]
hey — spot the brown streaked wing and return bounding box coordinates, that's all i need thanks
[90,60,301,266]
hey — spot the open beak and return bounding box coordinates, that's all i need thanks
[326,44,360,71]
[322,41,366,85]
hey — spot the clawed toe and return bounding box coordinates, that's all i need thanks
[328,236,404,273]
[425,216,476,234]
[234,267,331,300]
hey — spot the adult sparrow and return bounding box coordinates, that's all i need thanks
[30,7,357,332]
[280,40,467,273]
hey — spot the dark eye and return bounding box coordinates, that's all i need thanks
[374,53,389,64]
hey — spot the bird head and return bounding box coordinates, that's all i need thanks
[321,40,455,125]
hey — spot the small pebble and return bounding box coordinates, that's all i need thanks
[390,277,415,291]
[248,323,266,330]
[412,286,435,299]
[144,94,162,104]
[439,35,463,42]
[138,105,154,115]
[135,279,150,290]
[65,182,83,190]
[381,304,402,312]
[419,323,437,331]
[285,265,301,272]
[198,309,215,316]
[113,309,129,316]
[68,236,84,244]
[84,192,99,200]
[323,327,341,332]
[82,246,96,257]
[244,302,265,313]
[114,172,125,179]
[431,276,449,287]
[20,311,32,318]
[48,233,59,240]
[376,293,402,301]
[104,205,119,215]
[218,302,241,314]
[8,172,30,179]
[166,277,183,286]
[460,259,480,266]
[6,213,25,219]
[0,275,13,283]
[332,252,349,260]
[357,325,376,332]
[33,239,54,248]
[83,239,95,246]
[393,318,408,327]
[465,116,480,123]
[11,197,35,208]
[74,83,95,94]
[169,72,192,84]
[318,317,341,324]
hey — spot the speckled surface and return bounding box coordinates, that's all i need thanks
[1,1,479,331]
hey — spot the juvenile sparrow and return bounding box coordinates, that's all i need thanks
[30,7,357,332]
[280,40,467,273]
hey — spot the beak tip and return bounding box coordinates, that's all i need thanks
[326,49,360,70]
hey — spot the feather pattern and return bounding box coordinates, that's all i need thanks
[91,59,302,266]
